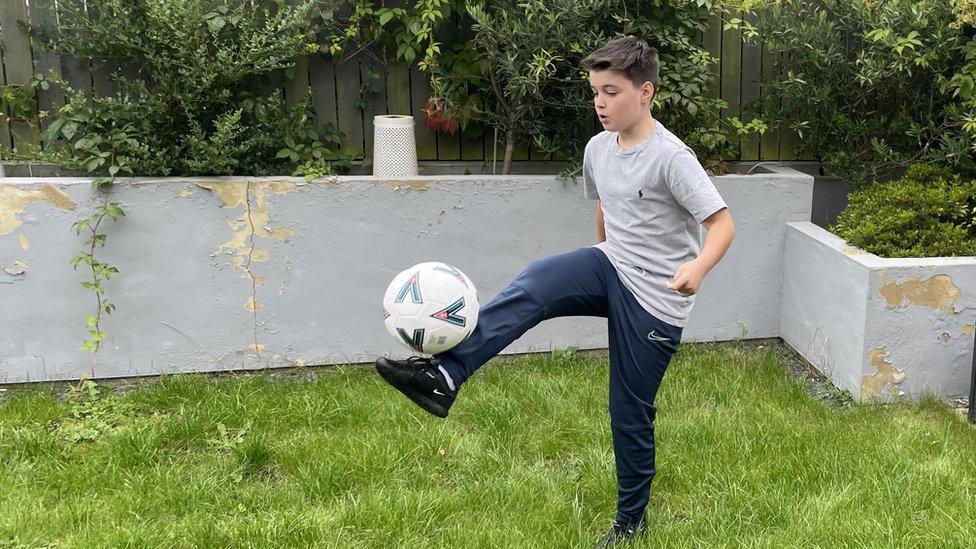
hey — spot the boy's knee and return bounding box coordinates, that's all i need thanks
[511,257,552,291]
[517,256,548,277]
[516,249,591,282]
[510,248,604,310]
[609,398,657,432]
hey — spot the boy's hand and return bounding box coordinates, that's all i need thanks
[667,259,707,296]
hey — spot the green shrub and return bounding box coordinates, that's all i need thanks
[750,0,976,185]
[830,165,976,258]
[16,0,350,178]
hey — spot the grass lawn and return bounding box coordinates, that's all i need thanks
[1,341,975,547]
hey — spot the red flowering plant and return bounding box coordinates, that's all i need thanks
[421,98,460,134]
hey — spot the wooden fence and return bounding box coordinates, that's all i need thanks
[0,1,812,164]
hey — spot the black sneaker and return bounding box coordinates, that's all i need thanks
[375,356,457,418]
[594,521,645,548]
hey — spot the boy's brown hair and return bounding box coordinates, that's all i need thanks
[580,35,660,102]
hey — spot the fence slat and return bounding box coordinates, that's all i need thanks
[778,50,800,161]
[284,0,309,111]
[82,1,118,99]
[703,14,723,103]
[361,46,388,160]
[739,12,761,161]
[410,66,437,160]
[0,3,32,84]
[55,0,93,95]
[310,55,338,134]
[433,17,461,161]
[759,33,780,161]
[92,0,144,100]
[454,12,484,162]
[0,0,38,152]
[336,54,364,158]
[284,55,310,108]
[382,0,410,117]
[0,12,13,151]
[385,63,411,116]
[26,0,63,136]
[89,58,118,97]
[460,124,486,163]
[720,9,742,143]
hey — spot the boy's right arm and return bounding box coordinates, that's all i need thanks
[596,200,606,243]
[582,139,604,243]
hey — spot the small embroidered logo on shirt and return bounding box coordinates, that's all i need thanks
[647,331,670,342]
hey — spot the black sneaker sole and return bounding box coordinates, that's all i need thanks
[375,359,450,418]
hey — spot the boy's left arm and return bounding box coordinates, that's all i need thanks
[666,208,735,296]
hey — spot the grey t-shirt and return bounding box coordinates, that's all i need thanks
[582,121,727,328]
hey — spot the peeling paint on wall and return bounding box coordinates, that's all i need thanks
[194,181,298,255]
[878,273,960,313]
[191,180,308,357]
[249,248,269,262]
[2,260,27,276]
[215,345,307,368]
[842,247,867,256]
[193,180,300,295]
[861,347,907,401]
[179,187,194,198]
[942,324,975,342]
[17,234,29,250]
[275,354,307,367]
[0,185,77,236]
[387,180,430,192]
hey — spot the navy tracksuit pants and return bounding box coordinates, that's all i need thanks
[436,246,683,528]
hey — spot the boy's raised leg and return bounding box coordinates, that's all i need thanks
[376,247,610,417]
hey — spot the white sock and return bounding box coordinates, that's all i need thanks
[437,365,456,391]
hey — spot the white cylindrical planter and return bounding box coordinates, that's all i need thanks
[373,115,419,176]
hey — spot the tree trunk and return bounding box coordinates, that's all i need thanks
[502,129,515,175]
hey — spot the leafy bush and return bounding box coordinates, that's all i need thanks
[830,165,976,257]
[750,0,976,185]
[16,0,350,178]
[425,0,764,175]
[431,0,610,174]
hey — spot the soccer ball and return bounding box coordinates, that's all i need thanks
[383,262,480,355]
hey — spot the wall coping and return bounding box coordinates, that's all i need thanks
[786,221,976,267]
[0,162,815,186]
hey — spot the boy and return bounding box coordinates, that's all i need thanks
[376,35,735,547]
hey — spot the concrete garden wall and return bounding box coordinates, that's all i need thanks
[0,164,808,384]
[781,222,976,402]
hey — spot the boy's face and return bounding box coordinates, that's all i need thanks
[588,69,654,132]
